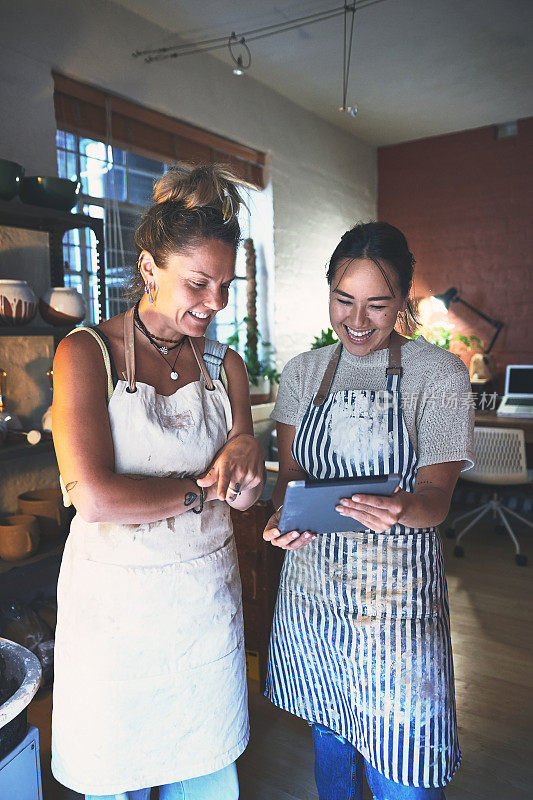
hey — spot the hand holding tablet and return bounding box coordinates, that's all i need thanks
[277,474,401,537]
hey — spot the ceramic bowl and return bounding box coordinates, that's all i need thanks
[0,515,40,561]
[0,279,38,326]
[39,286,86,326]
[19,177,80,212]
[17,489,69,539]
[0,158,25,201]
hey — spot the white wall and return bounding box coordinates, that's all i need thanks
[0,0,376,367]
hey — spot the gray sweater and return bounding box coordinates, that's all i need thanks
[271,336,474,472]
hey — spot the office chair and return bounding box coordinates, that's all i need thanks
[446,426,532,566]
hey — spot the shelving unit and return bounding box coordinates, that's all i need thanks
[0,326,73,338]
[0,440,54,462]
[0,198,105,320]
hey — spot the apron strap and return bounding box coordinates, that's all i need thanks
[313,343,343,406]
[123,306,216,392]
[386,330,403,377]
[123,306,137,393]
[188,337,215,391]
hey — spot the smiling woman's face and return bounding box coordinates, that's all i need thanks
[141,238,237,337]
[329,257,407,356]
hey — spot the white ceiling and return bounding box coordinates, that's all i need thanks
[113,0,533,146]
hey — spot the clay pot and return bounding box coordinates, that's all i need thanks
[39,287,86,326]
[17,489,69,539]
[0,515,40,561]
[0,280,38,326]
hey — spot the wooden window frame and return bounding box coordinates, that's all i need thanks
[53,73,266,189]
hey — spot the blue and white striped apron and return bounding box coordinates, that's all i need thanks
[266,336,461,788]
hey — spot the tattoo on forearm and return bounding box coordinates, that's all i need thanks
[65,481,78,492]
[124,475,149,481]
[184,492,198,506]
[417,480,434,486]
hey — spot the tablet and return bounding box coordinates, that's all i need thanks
[278,474,401,535]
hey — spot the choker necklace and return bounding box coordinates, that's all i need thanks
[134,303,183,355]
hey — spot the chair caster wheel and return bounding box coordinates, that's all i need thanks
[515,554,527,567]
[454,545,464,558]
[494,525,505,535]
[445,527,456,539]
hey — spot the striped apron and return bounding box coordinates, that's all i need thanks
[266,334,461,788]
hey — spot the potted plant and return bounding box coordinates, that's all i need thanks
[311,328,338,349]
[226,318,280,404]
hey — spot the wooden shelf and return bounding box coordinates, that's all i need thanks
[0,535,66,575]
[0,325,74,338]
[0,439,54,462]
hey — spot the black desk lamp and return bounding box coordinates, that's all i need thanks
[430,287,503,355]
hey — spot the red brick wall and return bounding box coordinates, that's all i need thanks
[378,118,533,392]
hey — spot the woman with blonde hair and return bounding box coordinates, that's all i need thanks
[51,164,265,800]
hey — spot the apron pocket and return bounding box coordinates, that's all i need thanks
[288,530,445,620]
[59,537,243,680]
[348,531,444,619]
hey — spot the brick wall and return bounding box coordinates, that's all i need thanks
[378,118,533,392]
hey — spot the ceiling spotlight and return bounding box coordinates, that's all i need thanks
[228,32,251,76]
[339,105,358,117]
[233,56,245,76]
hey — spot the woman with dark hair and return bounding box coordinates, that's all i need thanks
[263,222,473,800]
[51,165,264,800]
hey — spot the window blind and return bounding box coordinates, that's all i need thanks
[53,73,266,189]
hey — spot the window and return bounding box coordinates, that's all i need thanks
[56,131,273,352]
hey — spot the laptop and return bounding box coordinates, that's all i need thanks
[497,365,533,418]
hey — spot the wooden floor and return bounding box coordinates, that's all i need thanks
[28,508,533,799]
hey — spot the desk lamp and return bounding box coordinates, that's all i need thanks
[430,287,504,383]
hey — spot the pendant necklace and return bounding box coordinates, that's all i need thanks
[134,303,183,355]
[134,302,187,380]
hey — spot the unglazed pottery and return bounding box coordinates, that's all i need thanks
[17,488,69,539]
[39,286,86,326]
[0,280,38,326]
[0,515,40,561]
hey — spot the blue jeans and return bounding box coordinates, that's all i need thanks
[85,761,239,800]
[312,725,446,800]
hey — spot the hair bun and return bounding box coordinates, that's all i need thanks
[153,164,243,222]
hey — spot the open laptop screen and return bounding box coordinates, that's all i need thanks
[506,366,533,396]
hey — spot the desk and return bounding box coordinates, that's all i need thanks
[475,411,533,444]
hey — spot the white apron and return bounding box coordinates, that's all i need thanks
[51,323,248,796]
[266,334,460,788]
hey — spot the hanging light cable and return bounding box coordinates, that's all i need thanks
[228,33,251,76]
[132,0,388,63]
[339,3,358,117]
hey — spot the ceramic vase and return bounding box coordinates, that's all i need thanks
[0,279,38,326]
[39,286,86,326]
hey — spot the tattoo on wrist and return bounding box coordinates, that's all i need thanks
[417,480,434,486]
[124,475,149,481]
[184,492,198,506]
[65,481,78,492]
